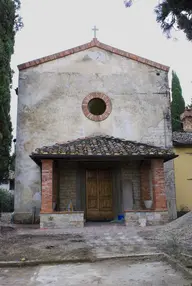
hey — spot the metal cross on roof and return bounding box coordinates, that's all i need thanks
[92,25,99,38]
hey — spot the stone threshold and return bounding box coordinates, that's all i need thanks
[0,253,164,268]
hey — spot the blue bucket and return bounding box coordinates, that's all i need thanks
[118,214,124,221]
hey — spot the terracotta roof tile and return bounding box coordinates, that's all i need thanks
[18,38,169,72]
[31,135,174,158]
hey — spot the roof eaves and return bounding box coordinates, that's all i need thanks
[30,153,177,164]
[18,38,169,72]
[173,141,192,147]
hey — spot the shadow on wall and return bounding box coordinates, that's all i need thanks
[122,179,134,210]
[32,191,41,223]
[177,205,190,218]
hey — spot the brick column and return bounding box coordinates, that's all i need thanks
[41,160,53,213]
[140,161,151,208]
[151,159,167,210]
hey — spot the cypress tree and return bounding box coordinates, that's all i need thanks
[0,0,22,182]
[171,71,185,132]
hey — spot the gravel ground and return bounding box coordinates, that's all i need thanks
[156,212,192,242]
[139,212,192,256]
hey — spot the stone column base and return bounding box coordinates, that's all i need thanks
[125,210,169,226]
[40,212,84,228]
[13,212,35,224]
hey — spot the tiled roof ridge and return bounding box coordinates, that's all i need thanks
[18,38,169,72]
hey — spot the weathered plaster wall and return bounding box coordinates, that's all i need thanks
[164,160,177,219]
[15,47,172,217]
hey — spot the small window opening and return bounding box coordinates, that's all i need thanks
[88,98,106,116]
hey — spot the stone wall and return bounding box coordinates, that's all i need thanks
[40,212,84,228]
[125,211,169,226]
[0,212,12,224]
[121,159,168,212]
[59,166,77,211]
[121,162,141,210]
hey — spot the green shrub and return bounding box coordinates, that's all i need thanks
[0,189,14,212]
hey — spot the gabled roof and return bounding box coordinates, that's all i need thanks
[18,38,169,72]
[31,135,175,162]
[173,131,192,146]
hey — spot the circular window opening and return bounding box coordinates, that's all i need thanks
[88,98,106,116]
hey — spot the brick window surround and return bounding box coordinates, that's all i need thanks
[82,92,112,122]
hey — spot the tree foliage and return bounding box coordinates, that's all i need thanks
[171,71,185,132]
[9,152,15,171]
[0,189,14,212]
[124,0,192,41]
[0,0,22,182]
[155,0,192,41]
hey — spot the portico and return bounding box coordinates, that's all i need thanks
[30,136,176,228]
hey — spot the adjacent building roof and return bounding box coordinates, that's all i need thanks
[173,131,192,146]
[18,38,169,72]
[31,135,175,163]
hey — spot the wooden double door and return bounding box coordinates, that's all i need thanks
[86,169,113,221]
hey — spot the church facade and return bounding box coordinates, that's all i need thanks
[15,38,177,227]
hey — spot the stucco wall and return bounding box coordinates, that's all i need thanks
[164,159,177,219]
[174,147,192,211]
[15,47,172,216]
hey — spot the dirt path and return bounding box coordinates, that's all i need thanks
[0,224,158,262]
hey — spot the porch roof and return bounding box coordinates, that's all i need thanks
[30,136,177,163]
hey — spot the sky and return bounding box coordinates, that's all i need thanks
[11,0,192,143]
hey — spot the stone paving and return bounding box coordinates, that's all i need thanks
[1,259,192,286]
[84,224,157,258]
[16,222,158,259]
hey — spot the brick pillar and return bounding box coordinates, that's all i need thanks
[151,159,167,210]
[41,160,53,213]
[140,161,151,208]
